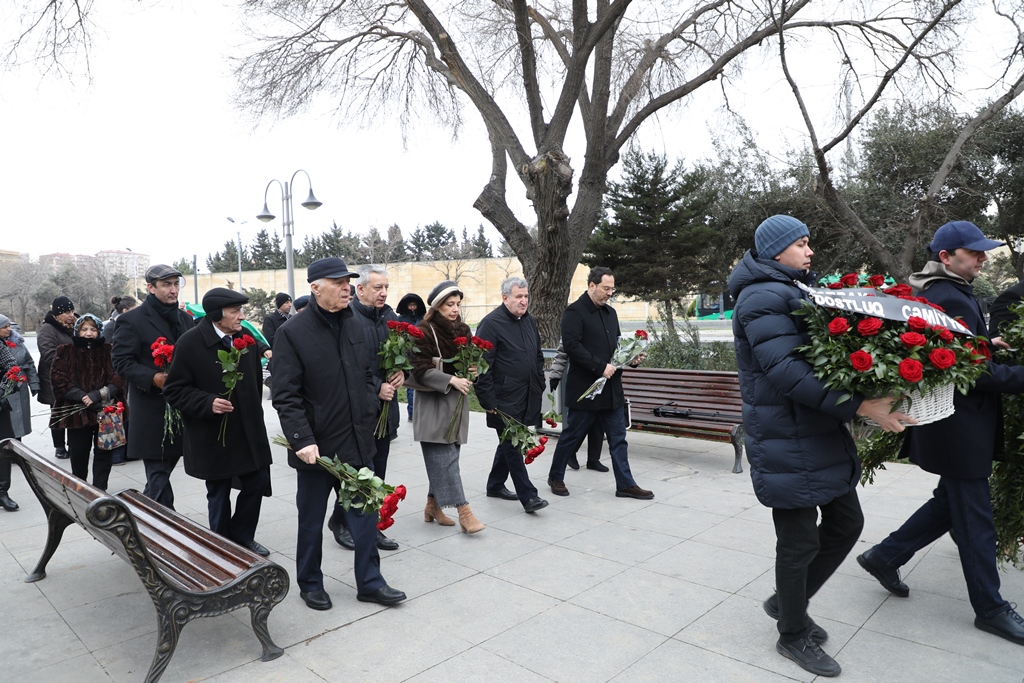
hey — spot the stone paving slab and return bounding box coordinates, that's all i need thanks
[3,400,1024,682]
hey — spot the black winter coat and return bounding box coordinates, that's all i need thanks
[987,281,1024,339]
[50,338,125,430]
[270,300,377,471]
[163,318,273,480]
[474,304,544,430]
[111,299,196,461]
[728,251,864,509]
[902,270,1024,479]
[37,313,74,405]
[561,292,625,412]
[351,298,402,437]
[262,310,288,348]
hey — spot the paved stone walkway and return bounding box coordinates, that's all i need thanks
[2,403,1023,682]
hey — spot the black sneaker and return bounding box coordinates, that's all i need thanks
[763,596,828,643]
[776,634,841,677]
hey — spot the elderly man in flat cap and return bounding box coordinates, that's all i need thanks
[163,288,274,555]
[112,264,196,509]
[272,257,406,610]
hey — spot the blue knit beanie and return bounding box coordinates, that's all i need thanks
[755,215,810,260]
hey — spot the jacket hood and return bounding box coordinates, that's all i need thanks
[395,293,426,319]
[727,250,816,299]
[909,260,972,292]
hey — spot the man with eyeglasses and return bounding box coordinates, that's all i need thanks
[546,266,653,500]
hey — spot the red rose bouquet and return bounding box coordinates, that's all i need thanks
[795,273,988,422]
[273,434,405,528]
[444,335,494,441]
[578,329,649,401]
[216,334,257,445]
[151,336,182,445]
[1,365,28,400]
[375,320,422,438]
[494,409,549,464]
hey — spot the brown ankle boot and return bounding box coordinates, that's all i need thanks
[424,496,455,526]
[457,504,485,534]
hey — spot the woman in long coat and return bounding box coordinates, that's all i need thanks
[409,281,484,533]
[0,338,20,510]
[50,314,125,491]
[0,315,40,439]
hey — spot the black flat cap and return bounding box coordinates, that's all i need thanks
[307,257,358,282]
[146,264,183,283]
[202,287,249,312]
[293,295,310,310]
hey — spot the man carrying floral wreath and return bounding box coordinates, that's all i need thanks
[728,215,912,678]
[857,220,1024,647]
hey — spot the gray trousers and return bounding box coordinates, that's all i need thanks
[420,442,466,508]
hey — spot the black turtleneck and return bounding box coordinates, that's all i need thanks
[73,336,105,351]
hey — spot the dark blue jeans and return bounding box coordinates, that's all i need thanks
[548,406,636,490]
[872,476,1008,618]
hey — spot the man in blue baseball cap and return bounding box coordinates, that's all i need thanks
[858,220,1024,647]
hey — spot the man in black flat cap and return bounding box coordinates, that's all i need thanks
[164,288,274,556]
[112,264,195,509]
[271,257,406,610]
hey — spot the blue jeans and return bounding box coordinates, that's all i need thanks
[406,388,415,419]
[548,406,636,490]
[873,476,1008,618]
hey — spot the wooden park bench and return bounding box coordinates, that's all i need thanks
[0,438,289,683]
[620,367,745,473]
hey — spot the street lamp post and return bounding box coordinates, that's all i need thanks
[256,170,322,298]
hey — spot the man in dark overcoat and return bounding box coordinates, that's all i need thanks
[546,267,652,499]
[325,264,404,553]
[729,215,911,677]
[988,280,1024,343]
[163,288,274,556]
[271,257,406,611]
[475,276,549,513]
[111,264,195,509]
[858,221,1024,647]
[37,295,76,459]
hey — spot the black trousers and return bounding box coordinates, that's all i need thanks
[143,455,180,510]
[50,425,67,450]
[68,425,113,491]
[581,420,604,462]
[330,433,391,530]
[206,467,271,546]
[486,428,538,503]
[295,466,384,595]
[771,488,864,641]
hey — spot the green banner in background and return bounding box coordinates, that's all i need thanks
[184,303,270,366]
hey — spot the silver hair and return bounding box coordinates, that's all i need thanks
[356,264,388,284]
[311,278,325,289]
[500,276,529,297]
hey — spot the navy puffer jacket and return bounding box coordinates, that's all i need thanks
[728,251,864,509]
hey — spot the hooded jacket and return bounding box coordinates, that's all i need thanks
[395,293,426,325]
[728,250,863,509]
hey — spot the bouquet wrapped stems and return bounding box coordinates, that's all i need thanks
[578,330,649,401]
[375,321,422,438]
[444,336,493,442]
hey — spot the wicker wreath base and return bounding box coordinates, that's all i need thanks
[865,382,955,427]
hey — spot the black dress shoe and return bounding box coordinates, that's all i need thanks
[55,447,69,460]
[857,548,909,597]
[0,493,19,512]
[327,517,356,550]
[548,479,569,496]
[246,540,271,556]
[486,486,519,501]
[522,497,549,513]
[357,584,407,606]
[300,589,333,611]
[586,461,609,472]
[567,455,580,470]
[615,485,654,500]
[763,596,828,643]
[377,531,399,551]
[776,634,841,677]
[975,608,1024,645]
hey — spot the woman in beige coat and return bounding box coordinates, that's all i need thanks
[409,281,484,533]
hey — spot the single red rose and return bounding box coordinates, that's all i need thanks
[931,325,955,342]
[377,516,395,531]
[883,283,913,297]
[850,350,874,372]
[898,358,924,382]
[635,329,649,340]
[243,334,256,347]
[393,484,407,501]
[928,348,956,370]
[868,274,886,287]
[978,340,992,360]
[453,336,468,346]
[900,332,927,349]
[150,336,167,350]
[232,337,248,350]
[827,318,850,335]
[827,282,844,290]
[387,320,400,330]
[539,436,549,445]
[525,455,535,464]
[840,273,860,287]
[473,337,494,351]
[856,318,884,337]
[907,316,928,332]
[4,340,15,348]
[407,325,425,339]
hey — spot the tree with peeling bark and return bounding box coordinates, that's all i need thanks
[230,0,968,343]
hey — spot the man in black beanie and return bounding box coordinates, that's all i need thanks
[164,288,274,556]
[112,264,195,509]
[262,292,292,349]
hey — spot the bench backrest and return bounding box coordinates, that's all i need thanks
[621,367,742,422]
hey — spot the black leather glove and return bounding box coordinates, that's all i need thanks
[549,377,560,392]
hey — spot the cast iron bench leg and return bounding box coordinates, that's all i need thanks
[25,509,74,582]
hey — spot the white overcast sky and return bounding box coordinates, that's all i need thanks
[0,1,1018,268]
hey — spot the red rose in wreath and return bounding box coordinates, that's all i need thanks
[827,318,850,335]
[856,318,884,337]
[907,316,929,332]
[899,332,927,349]
[928,348,957,370]
[850,350,874,372]
[897,358,924,383]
